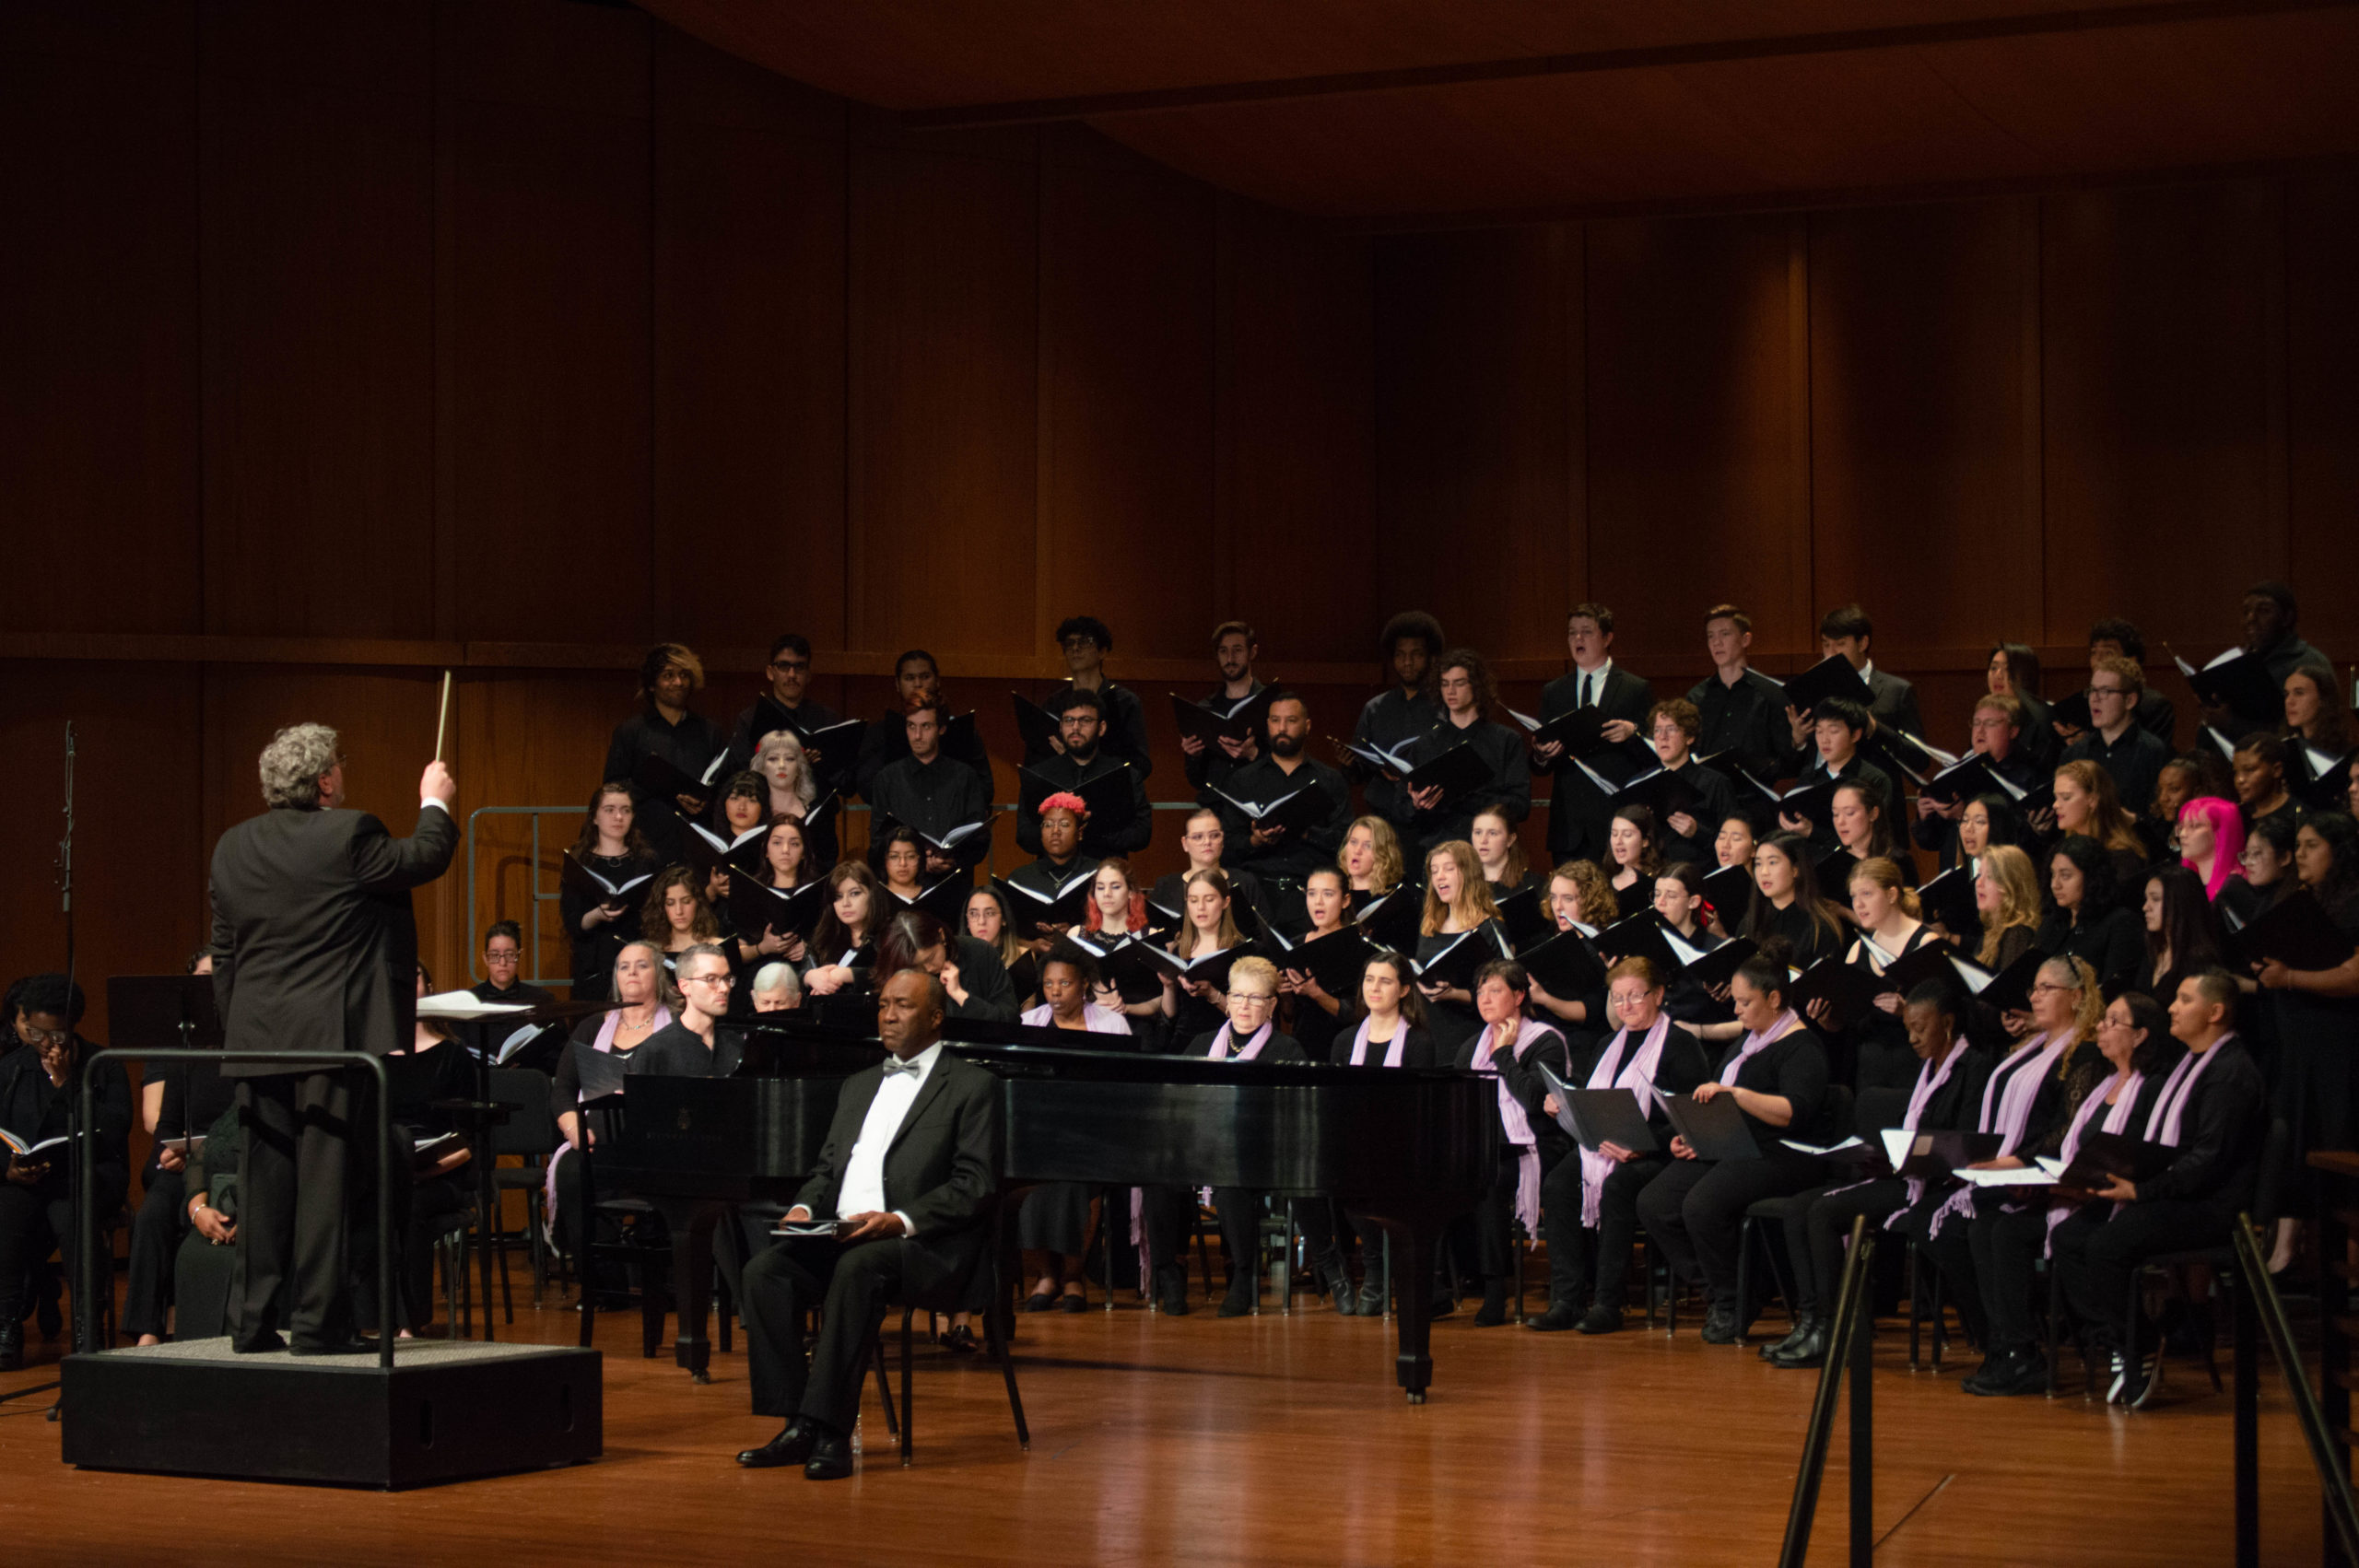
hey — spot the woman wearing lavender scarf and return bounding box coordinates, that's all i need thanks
[1635,954,1832,1345]
[2052,971,2269,1405]
[1139,957,1306,1318]
[1450,960,1572,1326]
[1762,981,1991,1370]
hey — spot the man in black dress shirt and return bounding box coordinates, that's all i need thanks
[734,970,1000,1480]
[1689,603,1801,783]
[722,634,844,778]
[628,944,742,1076]
[1028,616,1153,783]
[1018,688,1151,860]
[208,724,458,1354]
[2205,580,2330,737]
[1180,619,1267,793]
[602,643,725,865]
[1206,691,1352,921]
[854,649,992,800]
[1346,611,1445,839]
[867,699,993,878]
[1792,605,1923,743]
[1781,698,1895,854]
[2062,655,2171,815]
[1534,603,1654,864]
[2063,619,2178,746]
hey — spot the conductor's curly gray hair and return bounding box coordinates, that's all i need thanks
[258,723,341,808]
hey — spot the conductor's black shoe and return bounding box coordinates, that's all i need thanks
[803,1427,854,1480]
[1699,1305,1742,1345]
[289,1335,379,1357]
[230,1330,288,1354]
[0,1324,22,1372]
[1526,1304,1582,1332]
[1576,1304,1625,1335]
[737,1418,816,1469]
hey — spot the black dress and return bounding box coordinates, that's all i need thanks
[2269,893,2359,1164]
[559,848,662,1000]
[1848,925,1945,1093]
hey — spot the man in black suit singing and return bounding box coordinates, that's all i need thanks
[735,968,1001,1479]
[207,722,457,1354]
[1533,603,1654,864]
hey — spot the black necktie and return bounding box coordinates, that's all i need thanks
[1580,673,1593,708]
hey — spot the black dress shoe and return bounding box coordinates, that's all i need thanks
[1058,1290,1087,1314]
[1766,1323,1829,1369]
[230,1330,288,1355]
[1974,1349,2048,1398]
[0,1323,22,1372]
[1323,1266,1356,1316]
[1700,1305,1741,1345]
[1473,1284,1509,1327]
[937,1325,980,1355]
[1576,1304,1624,1336]
[1526,1304,1582,1332]
[1355,1280,1385,1316]
[1758,1315,1818,1361]
[289,1336,380,1357]
[1022,1290,1058,1314]
[1216,1283,1256,1318]
[737,1419,817,1469]
[803,1428,855,1480]
[1428,1293,1457,1319]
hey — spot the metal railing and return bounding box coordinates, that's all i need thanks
[2230,1211,2359,1568]
[1779,1214,1876,1568]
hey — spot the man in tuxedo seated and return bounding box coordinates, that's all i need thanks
[1019,688,1151,861]
[1533,602,1654,865]
[1181,620,1266,793]
[1795,603,1923,742]
[1205,690,1351,929]
[735,969,1000,1479]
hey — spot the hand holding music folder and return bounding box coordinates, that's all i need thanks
[561,850,652,911]
[1210,780,1332,839]
[1886,1129,2003,1179]
[2172,644,2281,720]
[1412,925,1511,991]
[2056,1130,2179,1192]
[1516,926,1607,999]
[875,813,996,871]
[725,867,827,942]
[685,821,769,875]
[1591,912,1680,972]
[1492,884,1555,952]
[1402,741,1495,811]
[1012,692,1063,754]
[1354,887,1426,955]
[993,870,1096,937]
[2234,886,2358,973]
[1272,923,1375,997]
[1649,1085,1759,1162]
[1170,689,1273,749]
[633,749,727,807]
[1507,707,1655,771]
[1539,1064,1660,1154]
[1915,865,1979,935]
[1781,656,1876,719]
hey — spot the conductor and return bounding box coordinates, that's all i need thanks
[207,723,458,1353]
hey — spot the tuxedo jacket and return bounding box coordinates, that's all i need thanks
[1539,666,1655,860]
[792,1047,1003,1302]
[208,802,457,1077]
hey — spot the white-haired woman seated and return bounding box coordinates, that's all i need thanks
[748,962,804,1013]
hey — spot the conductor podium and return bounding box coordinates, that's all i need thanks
[56,977,603,1490]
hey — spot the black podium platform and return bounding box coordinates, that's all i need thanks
[60,1338,602,1489]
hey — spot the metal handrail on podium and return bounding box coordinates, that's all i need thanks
[75,1049,397,1372]
[1778,1214,1876,1568]
[2229,1211,2359,1567]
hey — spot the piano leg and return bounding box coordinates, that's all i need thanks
[656,1199,725,1382]
[1373,1219,1438,1403]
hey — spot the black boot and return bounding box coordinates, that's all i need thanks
[1320,1254,1356,1316]
[1576,1303,1624,1335]
[1217,1275,1257,1318]
[1760,1314,1821,1363]
[1356,1277,1386,1316]
[1767,1320,1830,1369]
[1473,1280,1509,1327]
[1700,1301,1741,1344]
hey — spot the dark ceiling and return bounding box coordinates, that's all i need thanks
[636,0,2359,219]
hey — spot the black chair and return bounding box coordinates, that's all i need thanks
[863,1195,1030,1468]
[1733,1085,1855,1344]
[487,1068,558,1305]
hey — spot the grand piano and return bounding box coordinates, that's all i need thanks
[593,1017,1498,1401]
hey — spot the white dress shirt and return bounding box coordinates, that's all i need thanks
[834,1041,942,1235]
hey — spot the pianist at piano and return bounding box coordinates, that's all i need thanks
[735,970,1002,1480]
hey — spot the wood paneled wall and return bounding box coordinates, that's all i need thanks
[1376,176,2359,731]
[6,0,2353,1040]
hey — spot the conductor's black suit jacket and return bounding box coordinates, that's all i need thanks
[792,1047,1002,1305]
[208,802,459,1078]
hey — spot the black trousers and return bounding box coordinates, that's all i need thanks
[0,1188,76,1324]
[1469,1144,1559,1283]
[1636,1153,1824,1310]
[1541,1153,1670,1308]
[2052,1198,2238,1348]
[123,1165,189,1339]
[231,1071,393,1350]
[1786,1178,1908,1317]
[741,1235,903,1432]
[1143,1186,1262,1293]
[1918,1200,2048,1356]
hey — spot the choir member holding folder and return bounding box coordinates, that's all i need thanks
[853,650,990,798]
[1027,616,1153,782]
[721,634,848,778]
[2052,972,2268,1403]
[1404,649,1530,852]
[1531,957,1710,1334]
[1914,695,2044,870]
[1205,691,1352,902]
[1454,962,1571,1326]
[1344,612,1446,839]
[2061,655,2170,815]
[1761,980,1992,1369]
[1739,833,1848,973]
[750,729,839,874]
[1524,861,1614,1031]
[1018,689,1150,860]
[603,642,725,864]
[1834,858,1944,1091]
[1918,957,2107,1397]
[1635,954,1833,1343]
[1016,950,1130,1313]
[1159,868,1246,1047]
[1985,643,2059,770]
[1780,698,1895,855]
[1796,604,1924,741]
[1152,811,1271,940]
[1177,620,1268,793]
[1637,698,1738,865]
[2253,814,2359,1258]
[560,783,662,1001]
[2196,581,2327,738]
[1414,841,1509,1049]
[1532,604,1656,863]
[868,697,992,877]
[1689,605,1801,784]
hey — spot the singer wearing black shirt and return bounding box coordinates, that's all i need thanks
[722,633,844,778]
[1533,603,1655,864]
[1180,620,1266,794]
[1346,612,1446,837]
[1207,691,1352,902]
[1689,604,1802,784]
[1018,688,1150,860]
[1028,616,1153,783]
[602,642,725,865]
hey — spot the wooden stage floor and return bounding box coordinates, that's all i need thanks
[0,1270,2329,1566]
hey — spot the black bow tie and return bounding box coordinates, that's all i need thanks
[882,1056,923,1078]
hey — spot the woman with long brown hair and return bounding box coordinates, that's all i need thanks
[560,782,660,1001]
[1415,839,1505,1049]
